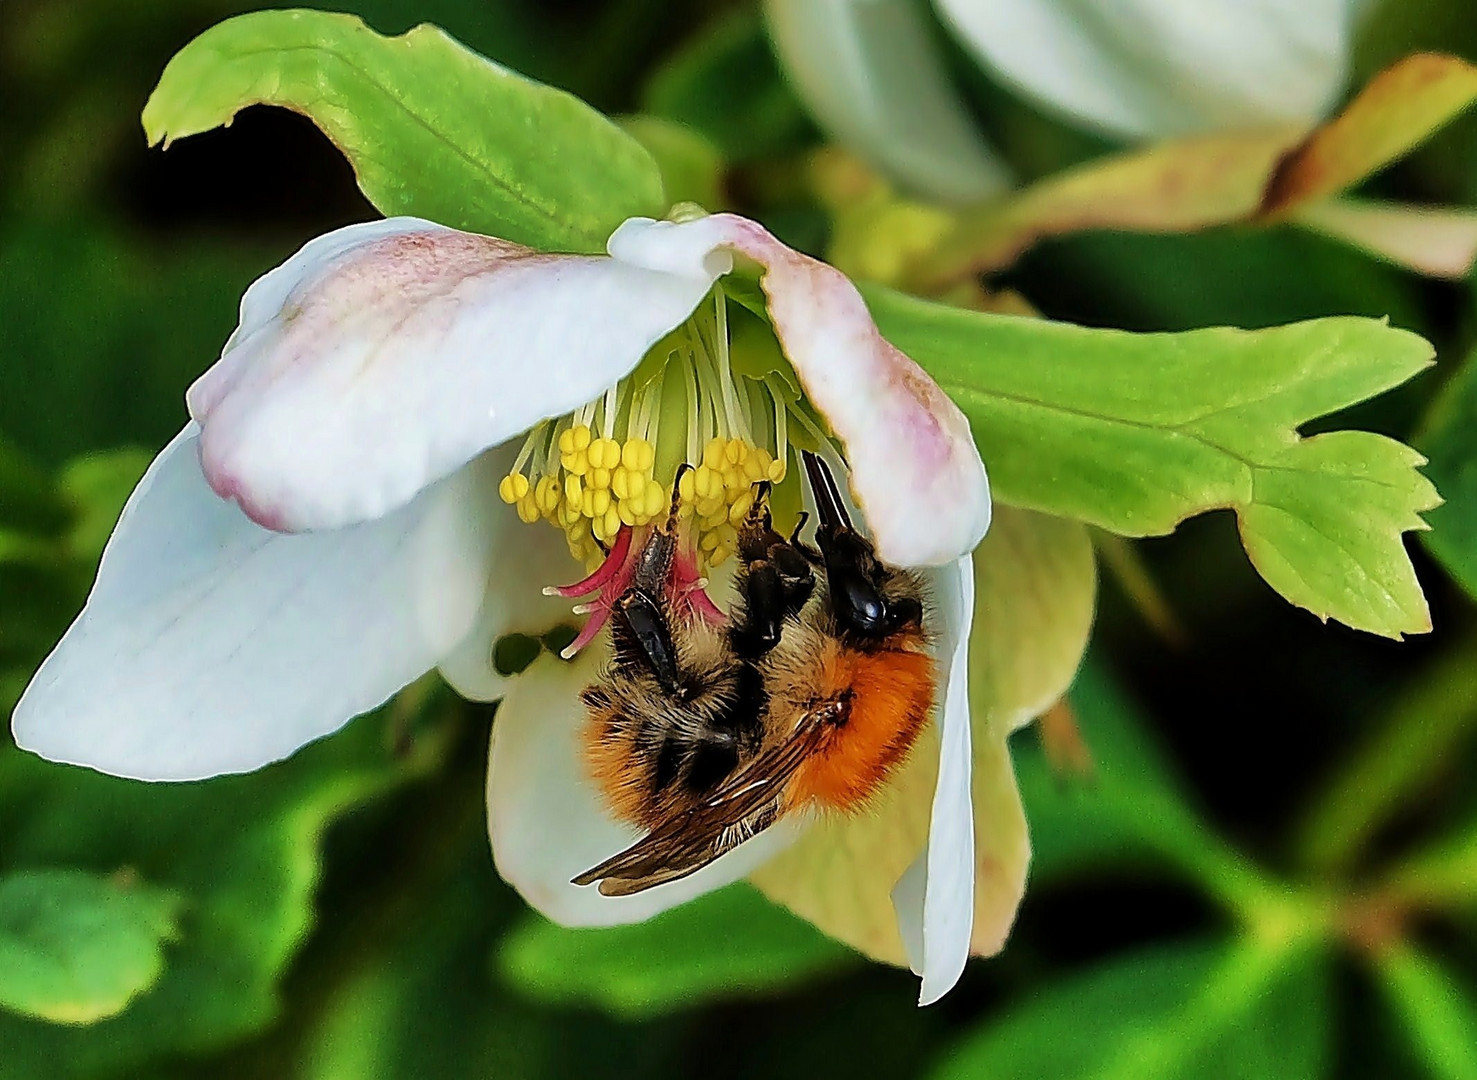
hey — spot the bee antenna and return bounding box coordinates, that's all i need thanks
[667,463,693,528]
[801,450,853,531]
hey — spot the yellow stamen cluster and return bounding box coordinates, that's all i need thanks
[678,436,786,565]
[499,430,788,570]
[498,424,670,567]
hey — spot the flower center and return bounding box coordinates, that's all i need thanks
[497,286,822,571]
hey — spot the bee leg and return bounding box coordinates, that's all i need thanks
[731,483,816,659]
[611,588,683,696]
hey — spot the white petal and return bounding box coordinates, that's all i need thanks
[487,648,802,926]
[764,0,1011,204]
[891,555,975,1004]
[190,217,722,533]
[435,482,580,703]
[610,214,991,567]
[938,0,1358,140]
[11,425,498,781]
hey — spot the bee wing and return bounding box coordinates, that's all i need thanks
[572,703,839,896]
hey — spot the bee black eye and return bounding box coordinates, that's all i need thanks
[830,565,891,638]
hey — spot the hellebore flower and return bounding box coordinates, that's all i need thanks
[11,210,1001,1002]
[765,0,1369,202]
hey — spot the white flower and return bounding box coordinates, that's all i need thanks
[11,211,1001,1003]
[765,0,1368,202]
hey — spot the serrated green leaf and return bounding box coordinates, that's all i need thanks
[0,869,178,1025]
[1417,345,1477,599]
[0,715,413,1073]
[1374,943,1477,1080]
[867,288,1439,637]
[931,938,1330,1080]
[496,884,854,1017]
[142,10,665,251]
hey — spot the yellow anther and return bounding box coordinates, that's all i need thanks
[725,438,745,466]
[622,438,654,472]
[516,494,541,524]
[721,466,744,492]
[642,483,667,519]
[677,469,696,503]
[599,505,621,540]
[728,489,755,526]
[590,438,621,471]
[618,501,640,527]
[743,453,767,483]
[563,473,583,507]
[611,466,631,500]
[700,529,721,552]
[767,459,787,483]
[703,437,727,470]
[693,466,722,501]
[710,545,733,567]
[498,472,530,504]
[535,476,561,514]
[590,466,612,491]
[580,489,597,518]
[590,488,612,517]
[569,425,593,452]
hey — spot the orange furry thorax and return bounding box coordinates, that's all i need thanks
[784,639,935,814]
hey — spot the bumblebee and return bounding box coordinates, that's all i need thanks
[575,452,934,895]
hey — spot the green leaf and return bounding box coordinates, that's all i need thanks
[1417,345,1477,599]
[0,714,415,1073]
[0,870,178,1025]
[142,10,665,251]
[1374,943,1477,1080]
[931,938,1331,1080]
[867,288,1439,637]
[496,884,855,1017]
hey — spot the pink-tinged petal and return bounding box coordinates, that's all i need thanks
[10,425,502,781]
[890,555,975,1003]
[938,0,1357,141]
[190,217,724,533]
[610,215,990,567]
[487,648,802,926]
[763,0,1011,204]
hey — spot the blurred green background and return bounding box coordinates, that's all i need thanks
[6,0,1477,1077]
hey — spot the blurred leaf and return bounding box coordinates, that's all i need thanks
[0,869,178,1025]
[0,218,254,466]
[303,844,556,1080]
[1019,663,1280,917]
[1292,199,1477,280]
[1418,346,1477,599]
[753,508,1096,966]
[870,289,1439,637]
[919,53,1477,288]
[643,9,814,162]
[620,115,725,209]
[57,449,151,563]
[1263,53,1477,214]
[0,438,66,535]
[1016,225,1429,337]
[920,127,1300,286]
[1295,638,1477,875]
[143,10,665,251]
[931,938,1330,1080]
[0,715,414,1074]
[1374,943,1477,1080]
[497,884,853,1017]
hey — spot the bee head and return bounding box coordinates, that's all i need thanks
[801,451,923,642]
